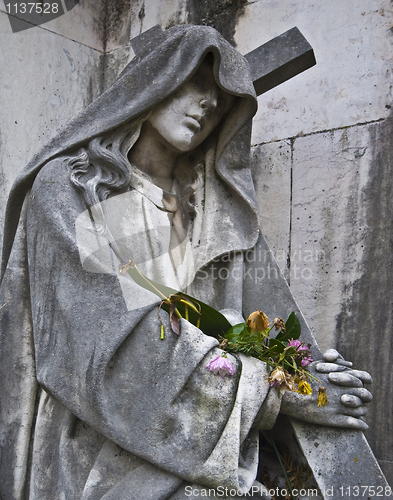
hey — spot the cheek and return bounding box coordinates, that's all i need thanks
[200,113,223,139]
[149,96,188,134]
[148,108,175,136]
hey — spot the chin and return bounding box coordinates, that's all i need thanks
[170,136,196,153]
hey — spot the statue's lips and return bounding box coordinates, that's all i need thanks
[185,115,202,131]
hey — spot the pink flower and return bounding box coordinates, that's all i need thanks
[301,356,312,367]
[288,339,301,349]
[206,355,236,378]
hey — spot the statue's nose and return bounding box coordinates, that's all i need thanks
[200,92,218,113]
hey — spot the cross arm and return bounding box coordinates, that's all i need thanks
[244,26,316,96]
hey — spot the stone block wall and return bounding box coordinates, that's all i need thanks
[1,0,392,485]
[0,0,106,241]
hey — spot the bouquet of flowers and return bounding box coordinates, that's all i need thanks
[156,291,327,406]
[116,250,326,405]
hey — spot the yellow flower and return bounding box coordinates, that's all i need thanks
[246,310,269,331]
[297,380,312,395]
[318,386,328,407]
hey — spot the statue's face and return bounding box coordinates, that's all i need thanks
[146,58,235,153]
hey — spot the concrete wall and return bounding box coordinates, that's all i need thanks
[1,0,392,485]
[0,0,106,241]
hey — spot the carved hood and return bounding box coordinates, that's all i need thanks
[1,24,260,280]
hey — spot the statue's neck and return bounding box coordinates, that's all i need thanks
[128,121,179,193]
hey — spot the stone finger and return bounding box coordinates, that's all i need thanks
[336,358,353,367]
[316,362,347,373]
[342,406,368,418]
[323,349,341,362]
[341,394,363,407]
[347,369,372,384]
[346,387,373,403]
[330,414,369,431]
[328,372,363,387]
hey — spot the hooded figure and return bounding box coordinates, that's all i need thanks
[0,24,371,500]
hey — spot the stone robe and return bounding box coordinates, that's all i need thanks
[0,24,320,499]
[0,156,286,499]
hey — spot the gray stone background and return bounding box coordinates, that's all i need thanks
[1,0,392,485]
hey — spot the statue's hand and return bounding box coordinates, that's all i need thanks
[315,349,373,407]
[280,386,369,431]
[280,350,372,431]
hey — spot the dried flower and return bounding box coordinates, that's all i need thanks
[269,367,296,392]
[273,317,286,331]
[206,354,236,378]
[318,386,328,407]
[283,374,296,392]
[301,356,312,367]
[269,366,286,387]
[219,338,228,349]
[297,380,313,395]
[119,259,135,275]
[246,310,269,331]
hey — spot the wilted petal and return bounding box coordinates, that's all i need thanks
[206,355,236,378]
[269,366,286,386]
[283,374,296,392]
[246,310,269,331]
[318,386,328,407]
[297,380,313,395]
[273,317,286,331]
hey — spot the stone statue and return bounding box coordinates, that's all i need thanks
[0,25,374,499]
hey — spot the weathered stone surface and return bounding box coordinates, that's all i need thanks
[0,11,103,241]
[335,116,393,479]
[234,0,393,144]
[251,140,291,279]
[290,125,373,354]
[288,118,393,481]
[292,421,388,497]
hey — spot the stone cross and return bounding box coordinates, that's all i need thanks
[130,24,389,499]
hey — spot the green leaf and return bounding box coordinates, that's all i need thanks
[120,259,231,339]
[162,292,232,339]
[275,312,301,341]
[225,323,247,342]
[265,339,286,355]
